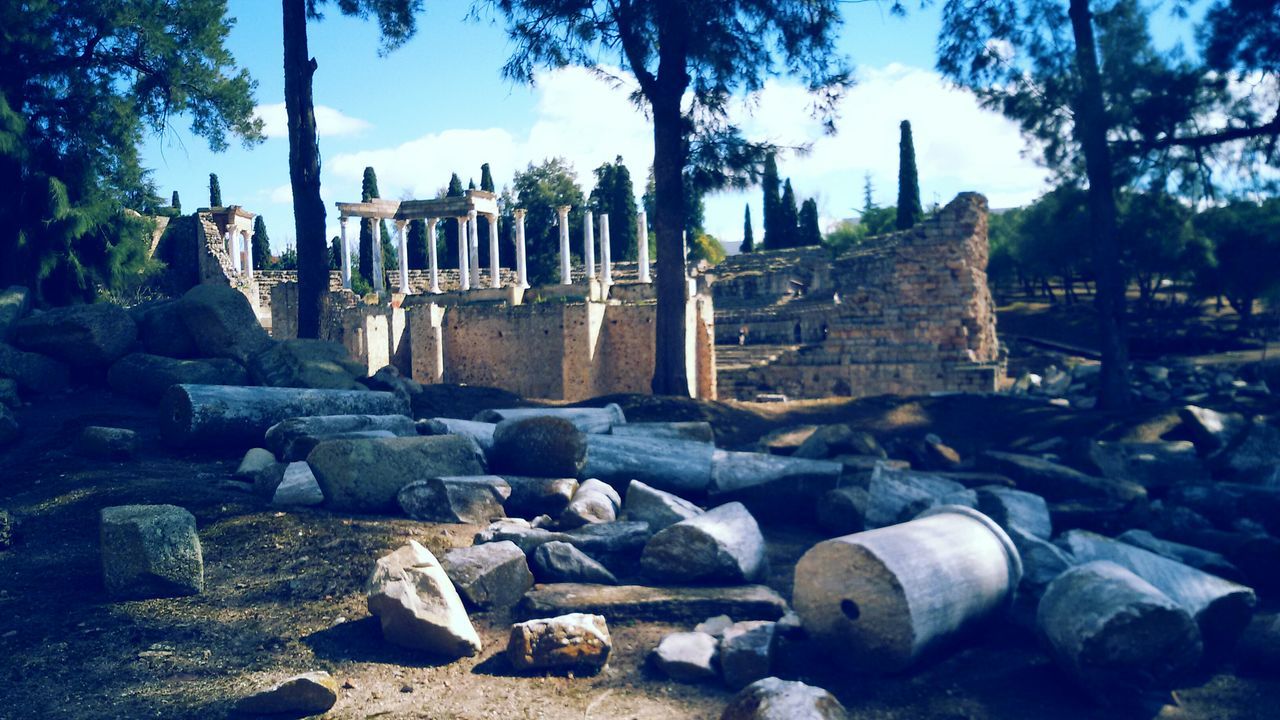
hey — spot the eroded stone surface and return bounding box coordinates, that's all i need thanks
[506,613,611,674]
[233,671,339,716]
[366,540,482,658]
[100,504,203,599]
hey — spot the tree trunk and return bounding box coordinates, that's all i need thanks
[1069,0,1131,410]
[282,0,328,339]
[649,2,692,396]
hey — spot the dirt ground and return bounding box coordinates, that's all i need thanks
[2,386,1279,720]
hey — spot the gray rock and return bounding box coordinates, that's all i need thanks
[491,416,587,477]
[1006,525,1074,629]
[272,462,324,506]
[397,476,510,524]
[652,631,718,682]
[100,504,203,599]
[864,463,967,528]
[532,541,618,584]
[518,583,789,623]
[233,671,339,716]
[815,486,869,536]
[583,433,716,494]
[612,421,715,443]
[1213,419,1280,484]
[307,435,485,513]
[720,621,776,690]
[974,485,1051,539]
[978,450,1146,504]
[1236,613,1280,675]
[107,353,248,402]
[559,478,621,528]
[721,677,850,720]
[422,417,496,455]
[1179,405,1247,454]
[179,284,272,364]
[641,502,766,584]
[0,286,30,343]
[74,426,137,461]
[756,425,818,455]
[366,540,482,657]
[1089,440,1208,489]
[0,342,70,395]
[13,303,136,368]
[709,450,845,522]
[507,613,611,674]
[0,405,18,448]
[477,404,626,434]
[133,299,198,359]
[623,480,703,532]
[475,519,652,569]
[0,378,19,409]
[265,414,418,461]
[247,338,367,391]
[441,540,534,610]
[235,448,277,481]
[1117,529,1242,582]
[500,476,578,519]
[792,424,885,460]
[696,615,735,638]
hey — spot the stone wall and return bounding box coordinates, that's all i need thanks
[712,192,1002,400]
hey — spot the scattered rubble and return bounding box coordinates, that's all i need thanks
[99,504,204,599]
[721,677,849,720]
[440,540,534,610]
[506,613,611,674]
[365,540,482,658]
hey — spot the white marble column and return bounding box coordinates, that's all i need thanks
[339,217,352,289]
[427,218,440,293]
[584,211,596,280]
[682,230,689,277]
[371,217,385,293]
[396,219,410,294]
[600,213,613,285]
[468,210,481,289]
[637,211,651,283]
[243,230,254,281]
[457,216,470,291]
[487,214,501,289]
[226,231,241,273]
[557,205,571,284]
[514,209,528,288]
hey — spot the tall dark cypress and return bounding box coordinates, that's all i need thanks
[741,204,754,253]
[252,215,271,270]
[798,198,821,246]
[761,152,781,249]
[442,173,464,268]
[209,173,222,207]
[477,164,496,267]
[171,191,182,213]
[407,219,428,270]
[359,166,379,287]
[779,179,799,248]
[896,120,923,230]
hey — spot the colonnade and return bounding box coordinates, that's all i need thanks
[223,228,255,280]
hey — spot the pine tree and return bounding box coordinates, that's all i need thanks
[407,219,428,270]
[171,191,182,214]
[209,173,222,207]
[741,205,754,253]
[799,198,821,246]
[896,120,923,230]
[588,156,639,261]
[779,179,799,248]
[443,173,464,268]
[252,215,271,270]
[862,172,875,214]
[761,152,781,250]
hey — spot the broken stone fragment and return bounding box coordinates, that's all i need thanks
[506,613,611,674]
[651,631,718,682]
[246,338,367,390]
[1116,529,1243,583]
[366,540,482,657]
[307,435,485,513]
[0,405,19,448]
[719,621,776,690]
[518,583,788,623]
[583,434,716,494]
[500,476,578,519]
[100,504,204,599]
[13,302,136,368]
[863,463,969,529]
[720,677,849,720]
[612,421,714,443]
[978,450,1146,504]
[476,404,626,434]
[641,502,766,584]
[559,478,621,528]
[441,540,534,610]
[474,519,651,568]
[178,284,273,364]
[623,480,703,532]
[75,426,137,461]
[0,377,18,409]
[791,424,884,461]
[233,671,338,716]
[0,342,69,395]
[709,450,844,522]
[397,476,510,524]
[0,285,30,343]
[271,462,324,507]
[815,486,869,536]
[1212,419,1280,484]
[532,541,618,585]
[422,417,496,455]
[695,615,735,638]
[132,298,196,359]
[108,353,249,402]
[1087,440,1208,490]
[974,485,1051,539]
[1178,405,1247,454]
[490,416,587,478]
[265,414,418,461]
[1005,525,1074,630]
[235,448,277,481]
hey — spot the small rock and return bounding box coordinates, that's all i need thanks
[490,416,587,477]
[559,478,621,528]
[397,476,510,524]
[974,485,1051,539]
[100,505,203,599]
[235,448,277,481]
[264,414,418,462]
[721,677,849,720]
[815,486,868,536]
[641,502,766,584]
[440,541,534,610]
[1178,405,1247,454]
[720,621,776,690]
[532,541,618,585]
[507,613,611,674]
[652,631,718,682]
[74,426,137,461]
[272,462,324,506]
[234,671,338,716]
[695,615,735,638]
[623,480,703,532]
[501,475,578,519]
[366,540,482,657]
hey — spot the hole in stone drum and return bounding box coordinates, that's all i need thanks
[841,598,860,620]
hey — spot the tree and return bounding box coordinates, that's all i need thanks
[778,179,799,249]
[441,172,465,269]
[799,198,822,247]
[283,0,420,338]
[1196,200,1280,332]
[407,219,428,270]
[489,0,849,395]
[588,157,639,261]
[329,235,342,270]
[862,173,875,214]
[1117,191,1197,304]
[896,121,922,230]
[512,158,584,285]
[171,191,182,214]
[741,205,754,253]
[252,215,271,271]
[475,163,496,268]
[761,151,783,250]
[208,173,223,207]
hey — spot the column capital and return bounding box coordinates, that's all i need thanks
[339,215,348,226]
[513,208,527,219]
[395,218,407,229]
[467,208,478,220]
[556,205,570,216]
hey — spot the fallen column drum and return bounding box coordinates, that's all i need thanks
[792,505,1022,672]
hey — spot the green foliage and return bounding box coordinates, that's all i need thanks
[1195,199,1280,328]
[209,173,223,207]
[443,172,465,268]
[896,120,922,230]
[799,198,822,247]
[407,219,428,270]
[512,158,584,285]
[762,152,783,249]
[476,164,497,268]
[741,205,754,253]
[862,206,898,236]
[1116,191,1198,302]
[276,245,298,271]
[778,179,799,248]
[171,191,182,214]
[329,236,342,270]
[588,156,639,261]
[688,231,727,265]
[252,215,271,271]
[862,173,875,214]
[480,164,495,192]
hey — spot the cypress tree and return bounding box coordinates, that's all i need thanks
[407,219,428,270]
[761,152,781,249]
[779,179,799,248]
[209,173,222,207]
[330,236,342,270]
[171,191,182,214]
[443,173,464,268]
[741,205,754,253]
[477,164,496,267]
[862,172,875,213]
[588,156,639,261]
[480,164,495,192]
[252,215,271,270]
[798,198,821,246]
[896,120,923,230]
[359,166,379,287]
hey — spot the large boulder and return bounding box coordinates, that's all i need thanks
[0,378,18,409]
[1088,441,1208,490]
[500,476,578,519]
[247,339,367,390]
[107,353,247,402]
[864,464,972,529]
[721,677,849,720]
[641,502,766,584]
[366,540,482,657]
[13,303,136,368]
[1213,419,1280,484]
[133,299,198,358]
[440,540,534,610]
[0,286,30,342]
[506,613,611,674]
[974,485,1052,539]
[1179,405,1247,454]
[0,405,19,448]
[264,414,418,461]
[99,505,204,599]
[307,435,485,513]
[397,476,510,524]
[179,284,271,363]
[623,480,703,532]
[532,541,619,584]
[490,416,587,478]
[74,426,137,461]
[0,342,70,394]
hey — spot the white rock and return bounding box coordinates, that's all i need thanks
[652,631,718,682]
[366,540,482,658]
[272,461,324,506]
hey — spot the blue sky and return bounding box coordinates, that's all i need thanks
[142,0,1057,253]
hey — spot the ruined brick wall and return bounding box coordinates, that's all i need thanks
[713,192,1001,400]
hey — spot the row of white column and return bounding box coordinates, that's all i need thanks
[224,230,254,280]
[337,208,654,294]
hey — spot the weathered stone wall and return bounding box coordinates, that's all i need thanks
[713,192,1002,400]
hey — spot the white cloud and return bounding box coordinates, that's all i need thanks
[254,102,373,139]
[268,183,293,204]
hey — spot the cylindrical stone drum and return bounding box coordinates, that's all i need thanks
[792,505,1022,672]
